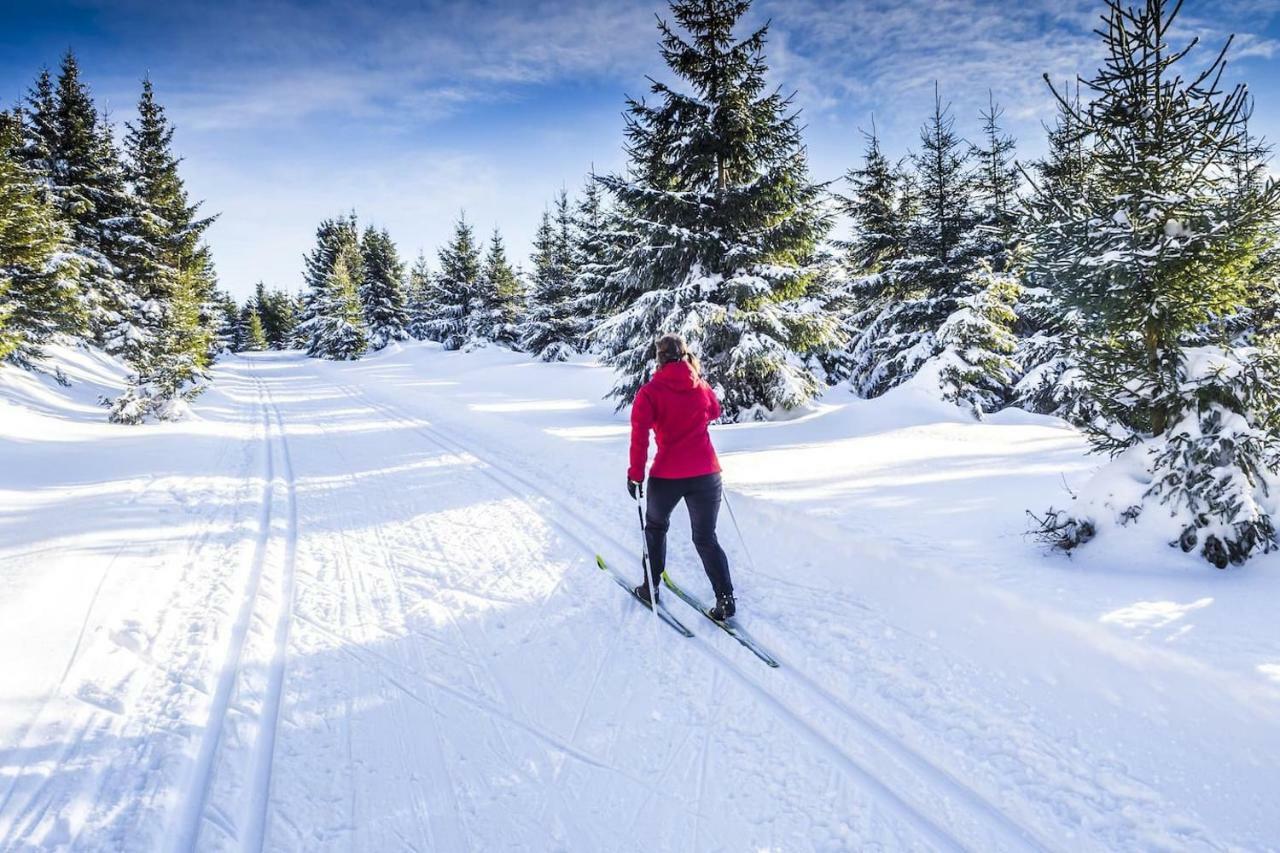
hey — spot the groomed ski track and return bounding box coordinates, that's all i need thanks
[2,349,1275,851]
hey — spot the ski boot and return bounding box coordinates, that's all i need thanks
[708,592,736,621]
[633,581,659,607]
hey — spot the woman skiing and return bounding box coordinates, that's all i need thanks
[627,334,735,620]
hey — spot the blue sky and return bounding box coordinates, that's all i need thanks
[4,0,1280,300]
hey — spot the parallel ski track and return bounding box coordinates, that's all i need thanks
[171,362,298,853]
[339,378,1052,853]
[0,405,248,840]
[241,383,300,852]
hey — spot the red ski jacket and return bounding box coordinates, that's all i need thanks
[628,360,722,483]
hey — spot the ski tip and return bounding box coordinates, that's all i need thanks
[595,554,607,570]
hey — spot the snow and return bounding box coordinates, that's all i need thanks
[1,341,1277,850]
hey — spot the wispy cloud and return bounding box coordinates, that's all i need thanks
[91,0,658,131]
[15,0,1279,297]
[760,0,1278,125]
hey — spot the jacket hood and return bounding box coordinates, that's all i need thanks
[653,360,700,391]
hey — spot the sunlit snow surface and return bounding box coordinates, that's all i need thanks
[1,341,1277,851]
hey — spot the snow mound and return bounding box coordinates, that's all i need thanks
[0,339,130,431]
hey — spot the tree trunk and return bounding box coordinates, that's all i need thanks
[1145,322,1167,436]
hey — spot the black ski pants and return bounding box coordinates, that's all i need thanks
[643,472,733,598]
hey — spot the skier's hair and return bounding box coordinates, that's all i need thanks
[655,333,701,376]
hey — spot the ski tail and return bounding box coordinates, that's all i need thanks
[662,572,779,668]
[596,555,693,638]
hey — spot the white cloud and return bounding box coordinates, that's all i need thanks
[54,0,1280,298]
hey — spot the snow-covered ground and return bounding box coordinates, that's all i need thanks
[1,341,1277,851]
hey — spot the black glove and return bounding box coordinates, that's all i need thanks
[627,479,644,500]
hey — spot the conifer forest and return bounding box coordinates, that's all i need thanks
[2,1,1279,849]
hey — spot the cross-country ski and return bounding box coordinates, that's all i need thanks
[595,555,694,637]
[4,0,1280,849]
[661,572,780,668]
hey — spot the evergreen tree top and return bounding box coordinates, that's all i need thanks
[484,227,511,267]
[839,123,912,276]
[303,212,360,293]
[1038,0,1279,335]
[973,92,1018,226]
[619,0,803,196]
[125,77,216,265]
[603,0,826,286]
[438,213,481,285]
[909,84,978,277]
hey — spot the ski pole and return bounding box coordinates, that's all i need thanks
[634,490,659,621]
[723,490,759,578]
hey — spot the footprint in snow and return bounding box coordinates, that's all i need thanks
[76,681,126,714]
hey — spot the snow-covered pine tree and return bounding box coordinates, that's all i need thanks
[469,228,523,348]
[18,70,59,190]
[1031,0,1280,567]
[570,172,614,349]
[310,246,367,360]
[826,123,914,383]
[297,213,362,357]
[242,303,267,351]
[922,92,1024,416]
[969,92,1019,272]
[405,252,432,341]
[519,193,582,361]
[931,264,1020,417]
[110,78,217,422]
[250,282,278,349]
[595,0,838,417]
[1015,90,1099,424]
[847,87,980,399]
[35,53,137,359]
[209,289,239,353]
[0,265,14,363]
[359,226,409,350]
[0,110,81,368]
[427,214,481,350]
[837,123,913,278]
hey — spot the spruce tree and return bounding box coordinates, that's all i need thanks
[828,124,914,384]
[846,88,981,399]
[470,228,523,348]
[921,93,1024,414]
[969,92,1019,271]
[0,112,82,367]
[311,248,367,360]
[570,172,613,349]
[595,0,838,417]
[1030,0,1280,567]
[296,213,362,356]
[519,194,582,361]
[406,252,433,341]
[837,124,912,279]
[905,85,980,298]
[242,305,267,351]
[1015,91,1098,423]
[114,77,216,417]
[932,265,1021,417]
[359,226,409,350]
[20,70,59,194]
[49,52,136,351]
[252,284,297,349]
[210,290,239,353]
[427,214,481,350]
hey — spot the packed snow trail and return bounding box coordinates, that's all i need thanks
[2,347,1277,851]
